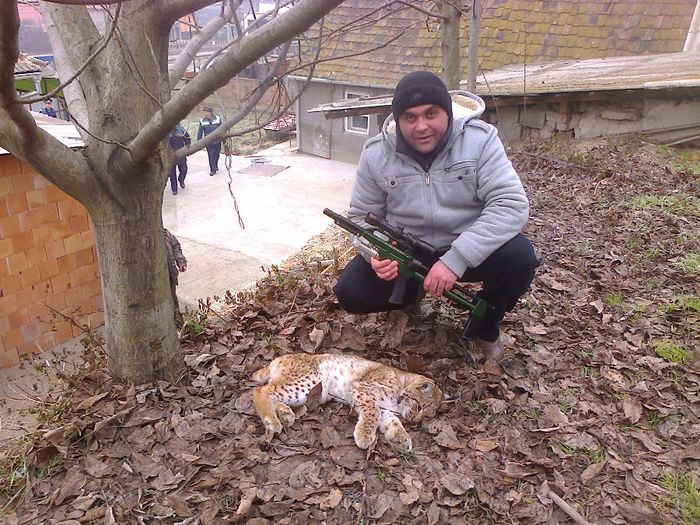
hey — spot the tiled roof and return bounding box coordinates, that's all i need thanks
[308,0,697,86]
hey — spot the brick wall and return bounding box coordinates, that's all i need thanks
[201,76,290,115]
[0,154,103,369]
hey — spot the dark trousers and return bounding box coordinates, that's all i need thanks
[206,143,221,174]
[333,233,538,341]
[169,159,188,192]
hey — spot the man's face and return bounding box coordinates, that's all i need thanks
[397,104,449,154]
[203,110,212,119]
[45,102,51,108]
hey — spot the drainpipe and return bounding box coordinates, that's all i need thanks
[684,0,700,51]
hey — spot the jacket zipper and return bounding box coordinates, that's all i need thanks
[424,171,430,185]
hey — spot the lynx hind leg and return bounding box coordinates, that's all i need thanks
[253,384,288,434]
[252,364,270,384]
[352,389,380,449]
[380,417,412,453]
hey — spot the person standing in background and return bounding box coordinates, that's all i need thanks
[197,106,222,176]
[168,123,191,195]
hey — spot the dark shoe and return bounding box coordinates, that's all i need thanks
[179,180,185,189]
[471,335,505,361]
[209,171,215,176]
[172,189,178,195]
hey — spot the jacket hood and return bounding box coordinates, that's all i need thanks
[382,90,486,144]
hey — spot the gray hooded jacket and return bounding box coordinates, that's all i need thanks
[348,91,529,277]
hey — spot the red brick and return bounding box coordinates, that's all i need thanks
[18,208,43,230]
[35,332,56,352]
[12,230,35,253]
[87,311,104,329]
[0,348,20,369]
[8,309,28,331]
[14,289,36,309]
[32,173,51,189]
[27,302,46,321]
[58,199,79,220]
[64,233,82,254]
[19,266,41,289]
[0,198,8,219]
[0,315,10,334]
[45,290,66,311]
[69,265,92,287]
[0,156,22,176]
[0,215,21,237]
[69,214,89,234]
[32,226,52,245]
[51,272,70,293]
[91,294,104,311]
[0,295,17,317]
[0,237,12,258]
[64,285,83,310]
[6,251,28,274]
[18,341,38,359]
[70,323,84,338]
[11,172,35,194]
[75,247,94,267]
[3,328,23,350]
[40,204,59,225]
[52,322,73,345]
[0,177,13,197]
[45,238,66,259]
[45,185,66,204]
[20,320,41,342]
[57,253,77,274]
[51,221,70,240]
[1,274,22,295]
[81,229,96,249]
[5,193,28,215]
[82,278,102,297]
[26,246,47,268]
[26,188,48,209]
[39,258,59,281]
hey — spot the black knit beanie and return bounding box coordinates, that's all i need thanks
[391,71,453,121]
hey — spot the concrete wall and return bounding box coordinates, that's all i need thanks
[485,92,700,146]
[0,155,103,369]
[294,80,392,163]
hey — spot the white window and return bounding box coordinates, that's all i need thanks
[344,91,370,135]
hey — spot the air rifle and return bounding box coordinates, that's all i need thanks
[323,208,492,341]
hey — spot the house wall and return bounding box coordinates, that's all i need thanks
[0,155,103,369]
[485,92,700,146]
[294,79,391,163]
[200,77,288,116]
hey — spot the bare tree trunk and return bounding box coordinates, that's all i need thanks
[440,0,461,90]
[467,0,481,92]
[90,180,183,383]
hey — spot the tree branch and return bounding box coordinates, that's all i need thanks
[168,1,241,89]
[0,1,94,199]
[23,3,122,104]
[129,0,345,164]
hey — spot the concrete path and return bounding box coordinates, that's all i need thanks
[163,142,357,310]
[0,142,357,444]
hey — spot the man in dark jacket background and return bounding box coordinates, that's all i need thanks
[39,99,57,118]
[197,106,222,176]
[168,123,191,195]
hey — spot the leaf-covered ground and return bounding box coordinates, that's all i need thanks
[1,137,698,524]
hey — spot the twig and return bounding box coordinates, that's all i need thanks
[541,481,593,525]
[321,246,354,275]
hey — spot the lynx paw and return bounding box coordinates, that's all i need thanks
[385,424,412,452]
[277,404,296,428]
[263,416,282,434]
[354,428,377,450]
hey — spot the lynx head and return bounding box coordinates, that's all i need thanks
[398,375,443,423]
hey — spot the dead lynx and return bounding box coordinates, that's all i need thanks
[252,353,442,452]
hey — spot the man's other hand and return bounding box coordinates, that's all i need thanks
[371,257,398,281]
[424,260,458,296]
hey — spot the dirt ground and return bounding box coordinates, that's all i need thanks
[1,136,698,524]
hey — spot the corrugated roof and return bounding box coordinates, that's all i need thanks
[308,0,697,87]
[14,53,47,74]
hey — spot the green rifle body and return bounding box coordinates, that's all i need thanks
[323,208,491,340]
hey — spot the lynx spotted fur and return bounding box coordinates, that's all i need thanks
[252,353,442,452]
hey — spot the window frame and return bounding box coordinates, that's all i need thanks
[343,90,370,135]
